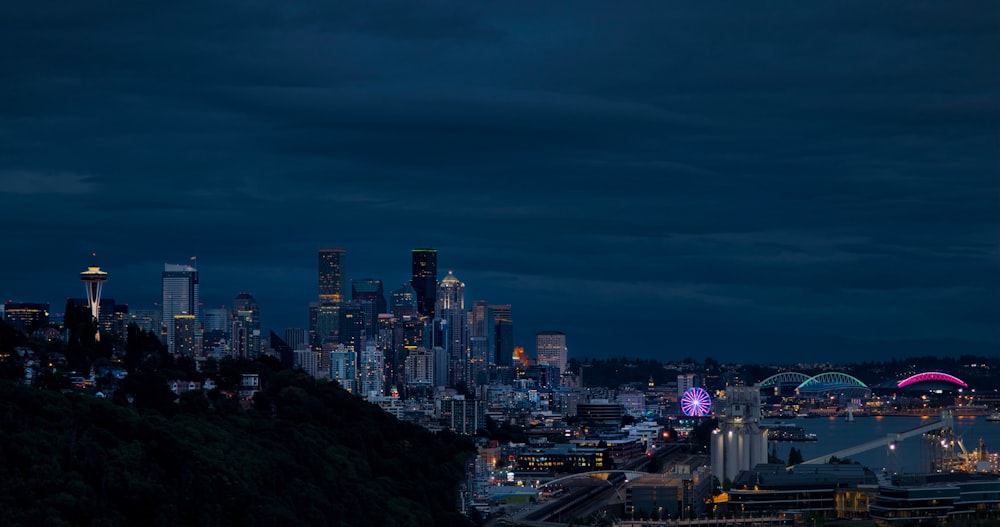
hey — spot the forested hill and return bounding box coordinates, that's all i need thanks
[0,375,475,527]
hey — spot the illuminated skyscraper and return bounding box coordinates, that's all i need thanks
[410,248,437,319]
[232,292,261,359]
[318,247,346,304]
[331,344,357,393]
[2,301,49,334]
[390,282,418,318]
[536,331,567,375]
[173,314,197,356]
[435,270,467,387]
[162,262,199,355]
[80,265,108,341]
[359,341,384,397]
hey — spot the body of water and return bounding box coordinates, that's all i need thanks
[767,414,1000,473]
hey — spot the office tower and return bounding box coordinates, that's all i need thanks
[339,302,365,354]
[377,314,406,395]
[390,282,418,318]
[467,300,493,386]
[284,327,306,350]
[128,308,160,336]
[351,278,386,340]
[173,314,197,356]
[331,344,356,393]
[318,247,346,304]
[492,305,514,367]
[2,302,49,334]
[536,331,568,375]
[162,262,199,355]
[307,301,318,348]
[435,271,468,388]
[410,248,437,319]
[80,265,108,341]
[271,330,295,369]
[359,341,384,397]
[315,301,340,349]
[432,346,449,388]
[232,293,261,359]
[295,348,320,378]
[109,303,129,345]
[203,307,230,333]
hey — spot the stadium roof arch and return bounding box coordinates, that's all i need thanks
[760,372,810,389]
[795,372,871,398]
[897,372,968,390]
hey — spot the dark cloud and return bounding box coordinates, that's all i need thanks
[0,1,997,362]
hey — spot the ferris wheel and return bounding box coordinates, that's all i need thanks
[680,387,712,417]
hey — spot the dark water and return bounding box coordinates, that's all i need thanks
[768,415,1000,473]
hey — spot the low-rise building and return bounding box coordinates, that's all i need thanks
[869,473,1000,525]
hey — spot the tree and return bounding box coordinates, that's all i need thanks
[788,446,804,465]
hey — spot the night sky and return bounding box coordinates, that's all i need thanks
[1,2,997,363]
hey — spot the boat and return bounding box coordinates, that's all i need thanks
[764,422,817,442]
[987,413,1000,422]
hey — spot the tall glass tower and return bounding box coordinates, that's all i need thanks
[318,247,346,305]
[162,262,199,354]
[410,248,437,319]
[317,247,346,348]
[232,292,261,359]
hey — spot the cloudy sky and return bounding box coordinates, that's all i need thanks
[1,1,997,363]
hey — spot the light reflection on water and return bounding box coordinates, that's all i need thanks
[769,415,1000,473]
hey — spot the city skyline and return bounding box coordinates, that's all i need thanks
[1,2,997,363]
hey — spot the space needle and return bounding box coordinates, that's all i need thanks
[80,264,109,341]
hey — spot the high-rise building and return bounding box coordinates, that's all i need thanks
[536,331,568,376]
[352,278,386,340]
[203,307,230,333]
[2,302,49,334]
[80,265,108,341]
[678,373,699,397]
[410,248,437,319]
[435,270,468,387]
[318,247,346,305]
[359,341,384,397]
[339,302,365,354]
[232,292,261,359]
[284,327,306,350]
[314,301,340,349]
[489,304,513,366]
[404,347,434,390]
[468,300,493,386]
[390,282,418,318]
[128,308,160,336]
[270,330,295,369]
[173,314,197,356]
[162,262,199,354]
[331,344,356,393]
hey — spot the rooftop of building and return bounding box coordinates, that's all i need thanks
[731,463,876,490]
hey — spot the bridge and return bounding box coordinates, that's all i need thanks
[798,410,954,465]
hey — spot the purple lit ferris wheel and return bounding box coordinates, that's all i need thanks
[680,387,712,417]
